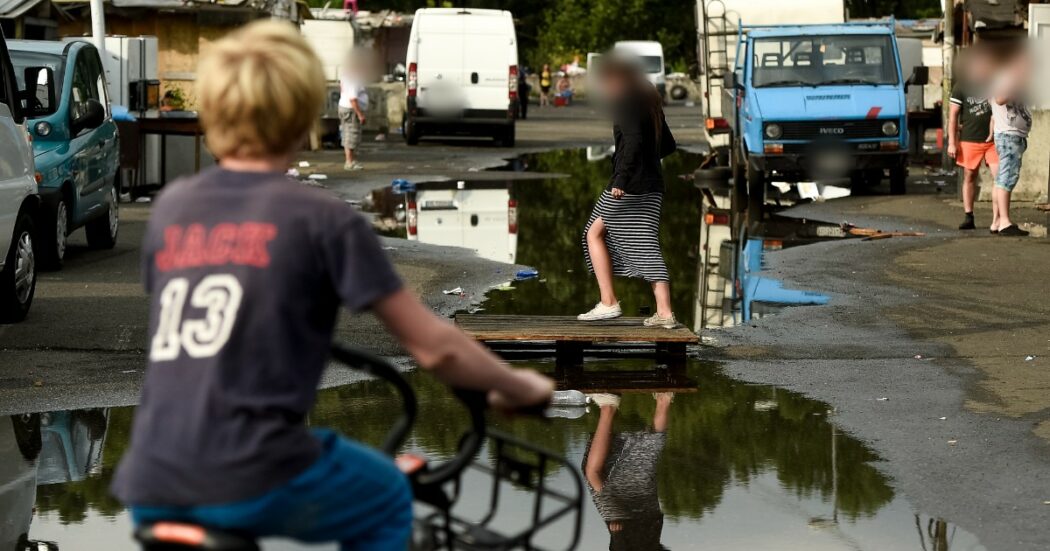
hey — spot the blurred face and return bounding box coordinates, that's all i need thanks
[600,69,629,100]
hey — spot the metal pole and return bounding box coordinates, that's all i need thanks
[90,0,107,60]
[942,0,954,171]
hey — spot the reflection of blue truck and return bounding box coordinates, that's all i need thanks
[722,21,927,213]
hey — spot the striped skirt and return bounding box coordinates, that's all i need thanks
[582,191,670,282]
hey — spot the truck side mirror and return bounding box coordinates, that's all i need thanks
[906,66,929,88]
[19,67,57,118]
[723,72,743,90]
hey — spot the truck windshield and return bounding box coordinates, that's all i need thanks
[751,35,898,88]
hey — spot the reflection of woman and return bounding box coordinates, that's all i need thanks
[578,55,677,327]
[582,393,672,551]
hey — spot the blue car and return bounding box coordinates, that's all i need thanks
[9,39,119,269]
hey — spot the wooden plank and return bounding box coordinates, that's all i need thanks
[455,314,699,344]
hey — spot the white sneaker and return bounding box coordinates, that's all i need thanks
[577,302,622,321]
[587,393,621,408]
[643,313,678,329]
[344,161,363,171]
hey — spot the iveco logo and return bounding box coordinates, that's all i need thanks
[820,127,846,135]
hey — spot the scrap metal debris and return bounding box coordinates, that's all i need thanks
[841,223,925,241]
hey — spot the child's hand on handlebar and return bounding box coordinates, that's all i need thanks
[488,370,555,414]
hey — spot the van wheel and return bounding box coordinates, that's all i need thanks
[404,119,420,146]
[495,126,515,148]
[39,197,68,270]
[0,212,37,323]
[889,166,907,195]
[86,186,119,249]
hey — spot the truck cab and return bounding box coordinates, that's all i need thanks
[723,22,927,214]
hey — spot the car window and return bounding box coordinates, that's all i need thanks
[69,49,100,128]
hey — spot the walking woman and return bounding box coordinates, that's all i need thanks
[579,55,677,328]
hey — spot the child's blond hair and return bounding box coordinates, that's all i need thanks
[196,20,325,159]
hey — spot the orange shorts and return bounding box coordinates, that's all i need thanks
[955,141,999,171]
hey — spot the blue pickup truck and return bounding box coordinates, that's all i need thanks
[723,21,928,215]
[10,40,119,269]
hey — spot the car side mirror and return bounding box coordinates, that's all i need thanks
[906,66,929,88]
[71,98,106,135]
[19,67,57,118]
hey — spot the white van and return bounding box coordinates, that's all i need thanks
[404,8,519,146]
[612,41,666,98]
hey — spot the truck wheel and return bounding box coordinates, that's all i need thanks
[86,186,119,250]
[0,212,37,323]
[39,197,68,270]
[404,119,420,146]
[746,161,766,222]
[889,166,907,195]
[730,143,747,214]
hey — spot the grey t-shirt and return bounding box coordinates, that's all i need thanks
[991,75,1032,138]
[111,167,402,506]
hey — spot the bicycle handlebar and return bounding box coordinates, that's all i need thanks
[329,345,418,455]
[328,344,488,489]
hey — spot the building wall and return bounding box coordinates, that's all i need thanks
[59,11,252,110]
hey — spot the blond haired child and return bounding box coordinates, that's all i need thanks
[111,20,552,549]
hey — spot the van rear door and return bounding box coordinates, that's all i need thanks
[460,14,514,112]
[416,14,466,113]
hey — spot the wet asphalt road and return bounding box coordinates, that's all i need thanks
[3,102,1050,549]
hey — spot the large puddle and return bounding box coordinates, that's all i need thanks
[2,150,984,550]
[2,361,984,550]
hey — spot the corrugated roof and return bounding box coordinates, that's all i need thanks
[0,0,45,19]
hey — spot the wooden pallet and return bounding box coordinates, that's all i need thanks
[455,314,698,366]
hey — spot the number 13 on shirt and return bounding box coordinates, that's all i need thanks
[150,274,244,361]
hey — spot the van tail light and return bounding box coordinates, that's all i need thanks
[407,201,418,236]
[509,65,518,100]
[407,63,418,97]
[508,199,518,234]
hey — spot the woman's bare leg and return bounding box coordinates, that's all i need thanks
[652,392,673,433]
[652,281,673,318]
[585,404,617,492]
[587,217,618,306]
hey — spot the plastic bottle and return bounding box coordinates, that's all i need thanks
[551,390,590,407]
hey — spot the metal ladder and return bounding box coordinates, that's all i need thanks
[700,0,733,123]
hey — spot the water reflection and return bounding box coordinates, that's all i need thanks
[0,361,984,550]
[481,149,704,328]
[583,392,671,550]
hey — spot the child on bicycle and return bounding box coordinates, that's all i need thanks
[111,20,553,550]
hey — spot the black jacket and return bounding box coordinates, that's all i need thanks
[608,93,677,195]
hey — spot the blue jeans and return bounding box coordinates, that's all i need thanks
[131,429,412,551]
[994,133,1028,192]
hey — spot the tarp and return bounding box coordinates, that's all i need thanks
[965,0,1026,30]
[0,0,45,19]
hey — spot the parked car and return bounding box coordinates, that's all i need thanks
[0,31,43,323]
[10,39,119,269]
[404,8,519,146]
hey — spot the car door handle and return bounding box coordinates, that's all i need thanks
[471,72,479,84]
